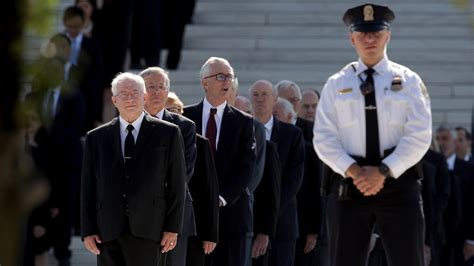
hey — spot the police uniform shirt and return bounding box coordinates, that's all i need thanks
[313,55,432,178]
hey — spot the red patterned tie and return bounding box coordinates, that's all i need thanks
[206,108,217,157]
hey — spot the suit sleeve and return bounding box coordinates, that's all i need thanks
[80,133,98,237]
[164,126,187,233]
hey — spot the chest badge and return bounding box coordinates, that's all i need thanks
[338,88,353,94]
[390,76,403,92]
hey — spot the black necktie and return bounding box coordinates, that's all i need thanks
[364,68,381,164]
[124,124,135,161]
[206,108,217,157]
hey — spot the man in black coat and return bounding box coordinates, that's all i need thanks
[63,6,104,133]
[26,57,85,266]
[183,57,256,266]
[140,67,197,266]
[251,80,305,266]
[81,73,186,265]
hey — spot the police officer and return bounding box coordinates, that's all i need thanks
[313,4,432,266]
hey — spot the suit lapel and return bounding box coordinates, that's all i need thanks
[270,117,281,144]
[162,109,173,123]
[108,118,125,168]
[217,104,235,154]
[190,102,204,135]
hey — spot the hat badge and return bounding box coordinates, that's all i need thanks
[363,5,374,21]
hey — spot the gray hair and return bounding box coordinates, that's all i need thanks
[248,80,276,95]
[275,80,302,100]
[200,57,233,80]
[276,97,297,124]
[138,67,170,90]
[111,72,146,96]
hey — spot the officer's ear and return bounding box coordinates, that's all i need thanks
[385,31,391,44]
[349,32,355,47]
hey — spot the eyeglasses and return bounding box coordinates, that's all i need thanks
[116,92,141,100]
[204,73,235,82]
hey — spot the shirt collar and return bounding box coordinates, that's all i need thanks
[203,98,227,116]
[356,55,389,76]
[446,153,456,171]
[153,109,165,120]
[263,116,274,139]
[67,32,84,44]
[119,112,145,134]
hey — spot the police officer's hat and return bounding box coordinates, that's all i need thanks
[343,3,395,32]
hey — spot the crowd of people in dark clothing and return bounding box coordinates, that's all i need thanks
[19,2,474,266]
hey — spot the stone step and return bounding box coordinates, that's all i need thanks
[183,37,473,50]
[185,25,472,38]
[195,2,469,15]
[177,50,474,64]
[194,12,472,26]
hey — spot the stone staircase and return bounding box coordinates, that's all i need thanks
[24,0,474,129]
[171,0,474,129]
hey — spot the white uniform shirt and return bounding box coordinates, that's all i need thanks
[313,56,432,178]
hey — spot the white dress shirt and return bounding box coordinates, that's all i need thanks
[153,109,165,120]
[43,86,61,118]
[313,56,432,178]
[202,98,226,150]
[67,32,83,65]
[264,116,274,141]
[202,98,228,206]
[119,112,145,158]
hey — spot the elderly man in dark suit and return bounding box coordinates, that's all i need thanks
[250,80,305,266]
[140,67,197,266]
[81,72,186,265]
[183,57,256,266]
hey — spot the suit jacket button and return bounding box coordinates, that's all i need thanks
[122,194,126,198]
[126,175,130,180]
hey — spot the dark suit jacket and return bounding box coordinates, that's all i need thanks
[183,101,256,234]
[295,117,314,143]
[254,140,281,238]
[271,118,305,240]
[25,83,85,208]
[69,35,104,133]
[81,114,186,242]
[188,134,219,242]
[297,142,322,237]
[248,120,266,194]
[421,160,436,247]
[162,109,197,236]
[424,149,451,246]
[452,159,474,244]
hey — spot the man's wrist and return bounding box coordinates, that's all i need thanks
[378,163,391,178]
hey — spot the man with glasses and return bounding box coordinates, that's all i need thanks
[139,67,198,266]
[183,57,256,266]
[81,73,186,265]
[313,4,432,266]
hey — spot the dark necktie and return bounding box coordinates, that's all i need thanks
[364,68,381,164]
[206,108,217,157]
[124,124,135,161]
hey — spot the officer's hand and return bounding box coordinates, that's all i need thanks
[202,241,216,254]
[160,231,178,253]
[354,166,385,196]
[424,244,431,266]
[84,234,102,255]
[252,233,269,258]
[303,234,318,253]
[463,241,474,260]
